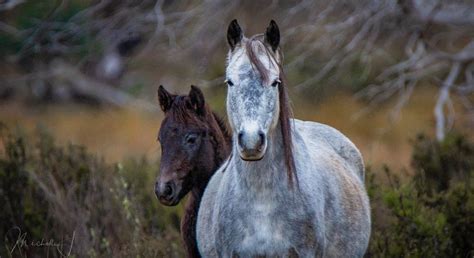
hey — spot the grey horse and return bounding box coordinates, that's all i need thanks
[197,20,371,257]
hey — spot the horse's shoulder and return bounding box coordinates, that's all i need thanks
[292,119,365,181]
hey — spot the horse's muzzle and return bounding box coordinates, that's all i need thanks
[237,130,266,161]
[155,180,179,206]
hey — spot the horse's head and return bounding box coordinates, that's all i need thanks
[154,85,218,206]
[225,20,284,161]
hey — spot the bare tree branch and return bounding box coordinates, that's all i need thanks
[435,62,461,141]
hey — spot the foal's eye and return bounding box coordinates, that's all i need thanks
[185,133,198,145]
[225,79,234,87]
[271,79,281,87]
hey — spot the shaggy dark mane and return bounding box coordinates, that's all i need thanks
[212,111,232,144]
[244,36,298,187]
[168,96,203,125]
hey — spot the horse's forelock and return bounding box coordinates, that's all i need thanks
[244,36,281,84]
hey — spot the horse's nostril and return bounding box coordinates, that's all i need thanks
[238,132,244,146]
[156,181,176,204]
[258,131,265,149]
[163,184,173,197]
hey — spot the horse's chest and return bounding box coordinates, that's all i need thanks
[218,194,314,256]
[240,202,288,250]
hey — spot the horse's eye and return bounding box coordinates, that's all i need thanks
[185,133,198,145]
[271,79,281,87]
[225,79,234,87]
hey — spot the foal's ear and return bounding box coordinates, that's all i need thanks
[189,85,205,116]
[264,20,280,52]
[157,85,174,112]
[227,19,243,51]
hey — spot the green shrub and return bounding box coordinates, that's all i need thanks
[368,133,474,257]
[411,133,474,194]
[0,125,184,257]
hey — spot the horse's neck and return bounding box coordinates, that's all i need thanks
[186,112,230,213]
[232,124,288,192]
[209,112,231,167]
[179,113,231,258]
[181,171,208,258]
[211,111,232,146]
[185,187,204,216]
[190,113,230,192]
[181,189,203,258]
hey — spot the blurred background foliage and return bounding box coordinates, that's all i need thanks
[0,0,473,257]
[367,132,474,257]
[0,124,184,257]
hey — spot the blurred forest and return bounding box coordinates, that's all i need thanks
[0,0,473,257]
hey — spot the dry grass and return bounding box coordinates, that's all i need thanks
[293,86,472,172]
[0,103,162,163]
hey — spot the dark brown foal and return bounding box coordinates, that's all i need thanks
[154,85,231,257]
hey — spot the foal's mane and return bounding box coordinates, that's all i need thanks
[168,95,228,131]
[244,35,297,187]
[211,111,232,143]
[167,96,199,124]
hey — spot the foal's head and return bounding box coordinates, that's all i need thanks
[225,20,296,183]
[154,85,228,206]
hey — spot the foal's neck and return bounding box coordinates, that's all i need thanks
[181,113,230,258]
[189,111,231,201]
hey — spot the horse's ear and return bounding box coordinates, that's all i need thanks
[189,85,205,116]
[227,19,243,51]
[264,20,280,52]
[157,85,174,112]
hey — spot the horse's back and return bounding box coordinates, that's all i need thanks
[293,119,365,182]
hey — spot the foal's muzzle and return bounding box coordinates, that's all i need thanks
[237,129,267,161]
[155,180,179,206]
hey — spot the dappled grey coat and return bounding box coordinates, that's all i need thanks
[197,119,371,257]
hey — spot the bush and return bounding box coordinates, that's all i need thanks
[0,124,184,257]
[368,133,474,257]
[1,123,472,257]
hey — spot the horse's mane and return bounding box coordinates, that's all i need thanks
[212,111,232,144]
[244,35,298,187]
[167,96,201,124]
